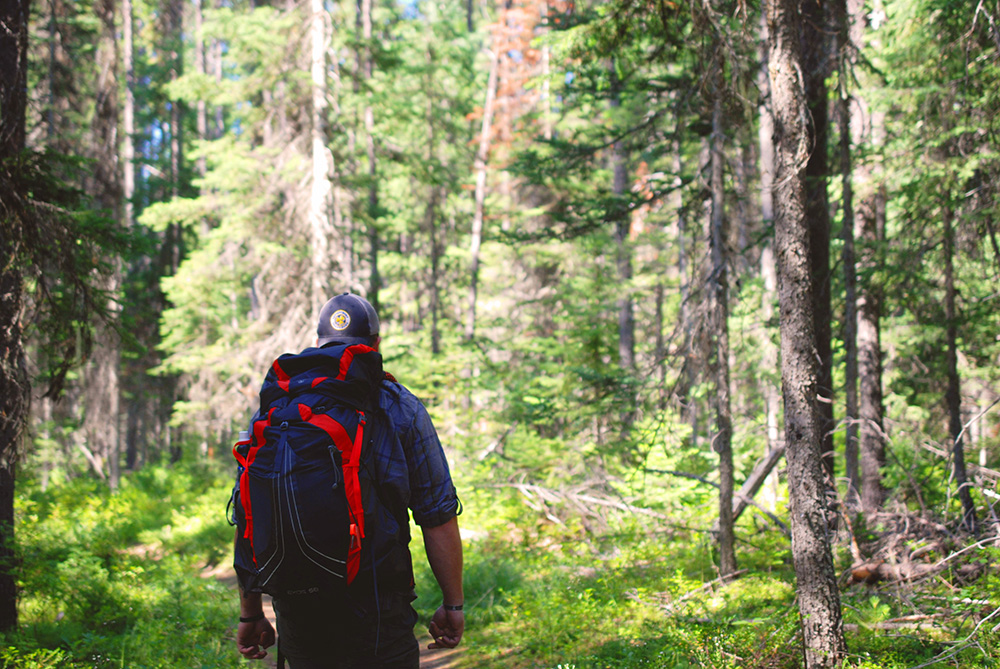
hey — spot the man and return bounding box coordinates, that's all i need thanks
[235,292,464,668]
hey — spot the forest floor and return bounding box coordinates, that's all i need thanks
[208,564,465,668]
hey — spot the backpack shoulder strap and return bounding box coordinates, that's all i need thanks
[259,345,384,410]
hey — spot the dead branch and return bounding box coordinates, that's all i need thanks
[649,468,790,535]
[490,482,670,521]
[919,441,1000,483]
[842,621,942,632]
[905,604,1000,669]
[477,422,518,461]
[847,520,997,586]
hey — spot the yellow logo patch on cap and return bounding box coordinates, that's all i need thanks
[331,310,351,331]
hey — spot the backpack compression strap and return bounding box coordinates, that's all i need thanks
[270,344,374,390]
[272,359,292,391]
[297,404,367,583]
[233,407,277,567]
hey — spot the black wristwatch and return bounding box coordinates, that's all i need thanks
[240,611,266,623]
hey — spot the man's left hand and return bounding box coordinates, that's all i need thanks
[236,617,276,660]
[427,606,464,649]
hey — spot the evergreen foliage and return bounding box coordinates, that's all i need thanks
[1,150,134,397]
[6,0,1000,663]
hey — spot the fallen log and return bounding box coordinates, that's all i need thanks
[848,559,985,585]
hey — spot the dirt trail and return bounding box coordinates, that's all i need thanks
[206,563,463,668]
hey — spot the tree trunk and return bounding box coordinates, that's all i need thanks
[84,0,122,489]
[0,0,31,632]
[539,1,552,141]
[167,0,182,199]
[45,0,55,140]
[851,0,886,516]
[466,47,499,341]
[757,10,781,513]
[709,78,736,576]
[612,173,634,371]
[360,0,379,311]
[730,444,786,525]
[801,0,835,480]
[835,0,859,507]
[673,109,698,450]
[194,0,207,176]
[425,49,442,355]
[944,202,977,533]
[856,191,884,515]
[122,0,135,227]
[767,0,848,665]
[427,188,441,355]
[609,59,634,373]
[654,282,666,409]
[0,0,28,157]
[310,0,334,308]
[329,46,352,286]
[212,27,223,137]
[122,0,139,470]
[761,242,782,512]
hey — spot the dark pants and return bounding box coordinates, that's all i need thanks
[273,591,420,669]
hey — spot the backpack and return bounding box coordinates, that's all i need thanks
[229,343,402,599]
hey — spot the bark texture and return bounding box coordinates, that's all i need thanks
[847,0,887,515]
[709,82,736,576]
[0,0,31,631]
[801,0,835,479]
[0,260,25,632]
[83,0,122,487]
[767,0,848,665]
[944,204,977,533]
[836,0,859,507]
[757,13,781,512]
[857,194,884,513]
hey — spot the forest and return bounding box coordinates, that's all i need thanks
[1,0,1000,666]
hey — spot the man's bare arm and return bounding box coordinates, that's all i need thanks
[423,517,464,649]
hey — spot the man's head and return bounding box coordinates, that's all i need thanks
[316,292,380,347]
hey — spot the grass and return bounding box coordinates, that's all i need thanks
[5,464,243,668]
[3,465,999,668]
[413,490,1000,669]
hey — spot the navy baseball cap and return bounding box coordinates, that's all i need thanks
[316,292,380,346]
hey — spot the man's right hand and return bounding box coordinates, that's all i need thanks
[236,617,276,660]
[427,606,464,649]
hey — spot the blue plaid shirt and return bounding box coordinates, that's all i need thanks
[378,376,460,528]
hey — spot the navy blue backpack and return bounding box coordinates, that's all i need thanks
[230,343,396,599]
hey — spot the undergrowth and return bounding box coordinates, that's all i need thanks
[3,464,998,668]
[3,464,241,668]
[413,484,1000,669]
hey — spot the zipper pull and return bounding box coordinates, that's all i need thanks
[327,445,342,490]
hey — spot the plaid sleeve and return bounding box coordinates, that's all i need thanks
[384,382,460,528]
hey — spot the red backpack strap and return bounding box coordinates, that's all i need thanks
[233,407,276,566]
[335,344,377,381]
[297,404,367,583]
[272,359,291,391]
[383,370,398,384]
